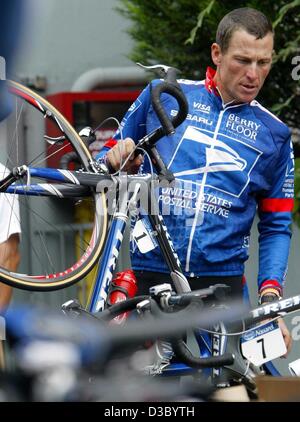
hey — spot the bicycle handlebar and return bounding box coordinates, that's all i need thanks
[89,284,236,370]
[137,66,188,152]
[96,295,149,321]
[136,64,188,141]
[13,292,300,375]
[151,81,188,138]
[7,302,248,363]
[89,286,300,371]
[168,284,231,307]
[172,337,234,368]
[93,284,231,322]
[246,293,300,326]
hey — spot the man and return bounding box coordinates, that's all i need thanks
[98,8,293,354]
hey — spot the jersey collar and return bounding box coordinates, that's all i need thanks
[205,66,219,95]
[205,66,246,108]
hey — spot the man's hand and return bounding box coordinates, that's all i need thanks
[278,317,292,358]
[106,138,143,173]
[259,289,292,358]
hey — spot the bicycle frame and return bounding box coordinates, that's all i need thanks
[6,166,190,304]
[86,173,191,312]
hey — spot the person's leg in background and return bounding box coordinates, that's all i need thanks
[0,166,22,369]
[0,233,20,312]
[0,233,20,369]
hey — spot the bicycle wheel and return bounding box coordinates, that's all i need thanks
[0,80,108,291]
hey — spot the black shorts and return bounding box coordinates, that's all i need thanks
[134,270,243,300]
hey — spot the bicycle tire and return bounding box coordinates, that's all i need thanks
[0,80,108,291]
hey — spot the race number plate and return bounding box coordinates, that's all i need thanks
[241,321,287,366]
[132,219,158,254]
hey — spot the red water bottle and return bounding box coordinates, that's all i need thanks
[108,269,138,324]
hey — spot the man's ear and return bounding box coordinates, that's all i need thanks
[211,43,222,66]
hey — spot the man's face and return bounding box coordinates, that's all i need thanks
[211,29,274,104]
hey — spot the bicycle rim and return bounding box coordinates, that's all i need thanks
[0,80,108,291]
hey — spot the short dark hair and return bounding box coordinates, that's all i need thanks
[216,8,273,52]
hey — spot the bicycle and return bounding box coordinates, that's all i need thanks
[0,66,189,297]
[0,67,297,398]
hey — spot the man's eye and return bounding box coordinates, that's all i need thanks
[236,58,249,64]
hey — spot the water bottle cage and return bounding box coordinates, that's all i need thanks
[107,281,130,307]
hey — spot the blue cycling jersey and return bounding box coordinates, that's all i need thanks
[97,68,294,294]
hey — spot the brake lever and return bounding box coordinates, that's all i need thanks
[136,62,174,74]
[136,62,181,84]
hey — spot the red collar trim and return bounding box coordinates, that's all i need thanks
[205,66,219,95]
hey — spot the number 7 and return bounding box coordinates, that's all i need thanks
[257,338,266,359]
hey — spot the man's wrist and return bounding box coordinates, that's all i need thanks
[259,279,282,300]
[259,287,282,305]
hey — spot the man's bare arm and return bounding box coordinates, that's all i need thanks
[0,233,20,312]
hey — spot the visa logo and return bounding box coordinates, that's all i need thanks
[193,102,210,113]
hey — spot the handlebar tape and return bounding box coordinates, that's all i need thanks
[96,296,149,321]
[151,81,188,137]
[171,337,234,368]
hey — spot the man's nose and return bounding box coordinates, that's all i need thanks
[245,64,258,81]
